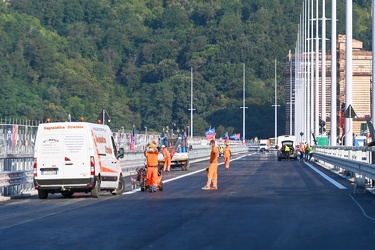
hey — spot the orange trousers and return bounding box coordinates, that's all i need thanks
[146,166,159,187]
[163,157,171,171]
[224,157,230,169]
[206,163,218,188]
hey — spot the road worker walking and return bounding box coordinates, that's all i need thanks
[202,140,219,190]
[145,140,159,192]
[223,143,232,170]
[162,145,171,172]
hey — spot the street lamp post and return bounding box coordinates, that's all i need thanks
[188,67,196,138]
[102,109,111,125]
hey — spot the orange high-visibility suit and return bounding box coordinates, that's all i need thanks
[145,143,159,188]
[223,146,232,170]
[162,146,171,171]
[204,141,219,189]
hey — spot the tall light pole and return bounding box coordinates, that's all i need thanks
[321,0,327,134]
[345,0,353,146]
[188,67,195,138]
[330,0,337,146]
[289,50,293,135]
[273,59,280,139]
[102,109,111,125]
[240,63,248,144]
[372,0,375,126]
[314,0,320,138]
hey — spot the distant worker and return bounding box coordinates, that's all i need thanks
[145,140,159,192]
[179,130,187,153]
[299,142,305,162]
[162,145,171,172]
[218,145,223,158]
[304,143,310,161]
[308,144,314,161]
[284,144,290,160]
[223,143,232,170]
[202,140,219,190]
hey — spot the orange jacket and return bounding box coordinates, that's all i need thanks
[146,145,159,167]
[210,146,219,164]
[300,143,305,152]
[162,147,171,159]
[223,147,231,158]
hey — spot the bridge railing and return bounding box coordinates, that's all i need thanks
[314,146,375,183]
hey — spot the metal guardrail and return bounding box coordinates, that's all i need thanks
[314,146,375,182]
[0,171,32,188]
[0,145,249,197]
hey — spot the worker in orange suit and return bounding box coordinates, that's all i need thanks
[162,145,171,172]
[202,140,219,190]
[145,140,159,192]
[223,143,232,170]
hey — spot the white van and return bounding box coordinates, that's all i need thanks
[259,139,270,152]
[276,135,298,161]
[33,122,125,199]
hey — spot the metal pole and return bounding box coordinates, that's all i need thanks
[188,67,195,138]
[289,50,293,136]
[345,0,353,146]
[306,0,311,142]
[243,63,246,143]
[275,59,278,139]
[309,0,315,144]
[372,0,375,126]
[321,0,326,133]
[331,0,337,146]
[315,0,320,138]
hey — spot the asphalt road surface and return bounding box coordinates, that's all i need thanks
[1,151,375,250]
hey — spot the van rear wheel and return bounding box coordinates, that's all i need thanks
[38,190,48,199]
[112,176,125,195]
[91,178,101,198]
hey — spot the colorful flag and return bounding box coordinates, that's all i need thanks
[206,133,216,140]
[130,128,135,150]
[222,132,228,139]
[205,127,215,135]
[12,125,18,147]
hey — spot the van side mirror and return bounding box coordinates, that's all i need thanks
[118,148,124,159]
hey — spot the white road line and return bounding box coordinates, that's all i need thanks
[305,162,347,189]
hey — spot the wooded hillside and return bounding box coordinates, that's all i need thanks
[0,0,371,138]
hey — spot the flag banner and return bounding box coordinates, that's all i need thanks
[222,131,228,139]
[130,129,135,150]
[7,125,12,148]
[205,127,215,135]
[12,125,18,148]
[206,133,216,140]
[230,133,241,140]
